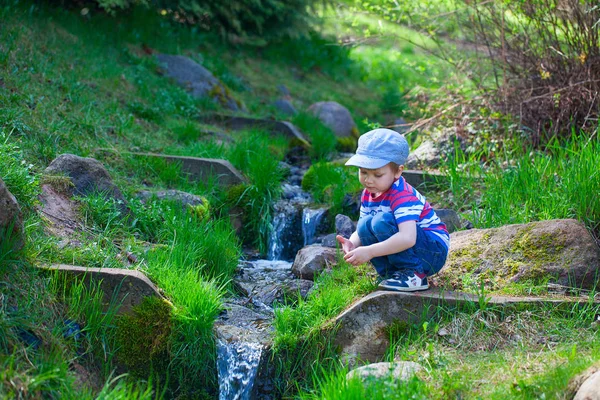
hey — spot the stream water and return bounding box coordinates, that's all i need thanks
[217,182,327,399]
[217,340,264,400]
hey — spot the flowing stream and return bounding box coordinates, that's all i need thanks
[217,181,327,399]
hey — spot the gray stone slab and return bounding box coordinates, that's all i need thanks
[402,170,448,188]
[43,264,163,315]
[333,289,594,365]
[116,151,247,187]
[199,113,309,145]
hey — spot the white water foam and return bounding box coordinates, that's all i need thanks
[217,340,263,400]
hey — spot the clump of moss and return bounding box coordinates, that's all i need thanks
[40,174,75,195]
[115,296,173,378]
[208,82,243,110]
[336,136,357,153]
[187,197,210,221]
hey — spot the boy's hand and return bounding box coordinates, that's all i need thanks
[342,247,372,266]
[336,235,355,254]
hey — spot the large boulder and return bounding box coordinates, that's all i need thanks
[156,54,242,111]
[0,178,24,250]
[273,98,298,116]
[405,140,440,169]
[568,363,600,400]
[44,154,128,213]
[435,209,462,233]
[292,245,338,280]
[332,289,580,364]
[434,219,600,291]
[308,101,358,138]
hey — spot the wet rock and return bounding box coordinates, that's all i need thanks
[434,219,600,291]
[273,99,297,116]
[44,154,128,214]
[283,279,314,300]
[346,361,422,382]
[281,184,311,202]
[0,178,24,250]
[292,245,338,280]
[137,189,205,208]
[216,303,272,343]
[156,54,242,111]
[308,101,357,138]
[335,214,356,238]
[269,201,305,261]
[435,209,461,233]
[317,233,337,248]
[235,260,296,307]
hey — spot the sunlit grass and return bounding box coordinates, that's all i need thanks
[443,133,600,233]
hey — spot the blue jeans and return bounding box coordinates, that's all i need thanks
[357,212,448,279]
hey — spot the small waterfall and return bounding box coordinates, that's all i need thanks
[302,208,327,246]
[267,207,288,261]
[217,340,263,400]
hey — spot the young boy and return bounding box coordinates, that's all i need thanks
[336,128,449,291]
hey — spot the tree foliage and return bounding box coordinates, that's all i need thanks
[84,0,325,39]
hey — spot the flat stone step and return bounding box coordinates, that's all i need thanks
[398,169,448,188]
[42,264,163,315]
[199,113,309,146]
[98,150,247,187]
[332,289,596,365]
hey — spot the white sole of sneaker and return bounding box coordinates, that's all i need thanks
[378,284,429,292]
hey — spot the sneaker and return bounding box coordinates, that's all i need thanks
[378,271,429,292]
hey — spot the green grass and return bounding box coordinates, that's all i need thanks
[272,261,377,396]
[301,161,363,220]
[296,297,600,400]
[443,133,600,234]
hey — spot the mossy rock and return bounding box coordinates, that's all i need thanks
[115,296,173,378]
[433,219,600,293]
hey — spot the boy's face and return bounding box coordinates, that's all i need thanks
[358,163,403,197]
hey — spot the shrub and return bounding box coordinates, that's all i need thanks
[463,0,600,144]
[89,0,324,39]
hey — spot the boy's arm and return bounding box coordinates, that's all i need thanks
[342,220,417,266]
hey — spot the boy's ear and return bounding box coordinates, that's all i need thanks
[395,165,404,179]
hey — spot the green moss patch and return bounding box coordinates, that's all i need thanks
[115,296,173,378]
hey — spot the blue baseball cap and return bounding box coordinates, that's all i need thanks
[345,128,409,169]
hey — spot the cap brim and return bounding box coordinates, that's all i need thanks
[345,154,390,169]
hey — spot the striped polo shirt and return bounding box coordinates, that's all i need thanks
[359,176,450,248]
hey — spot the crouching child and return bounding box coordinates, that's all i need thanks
[336,128,449,291]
